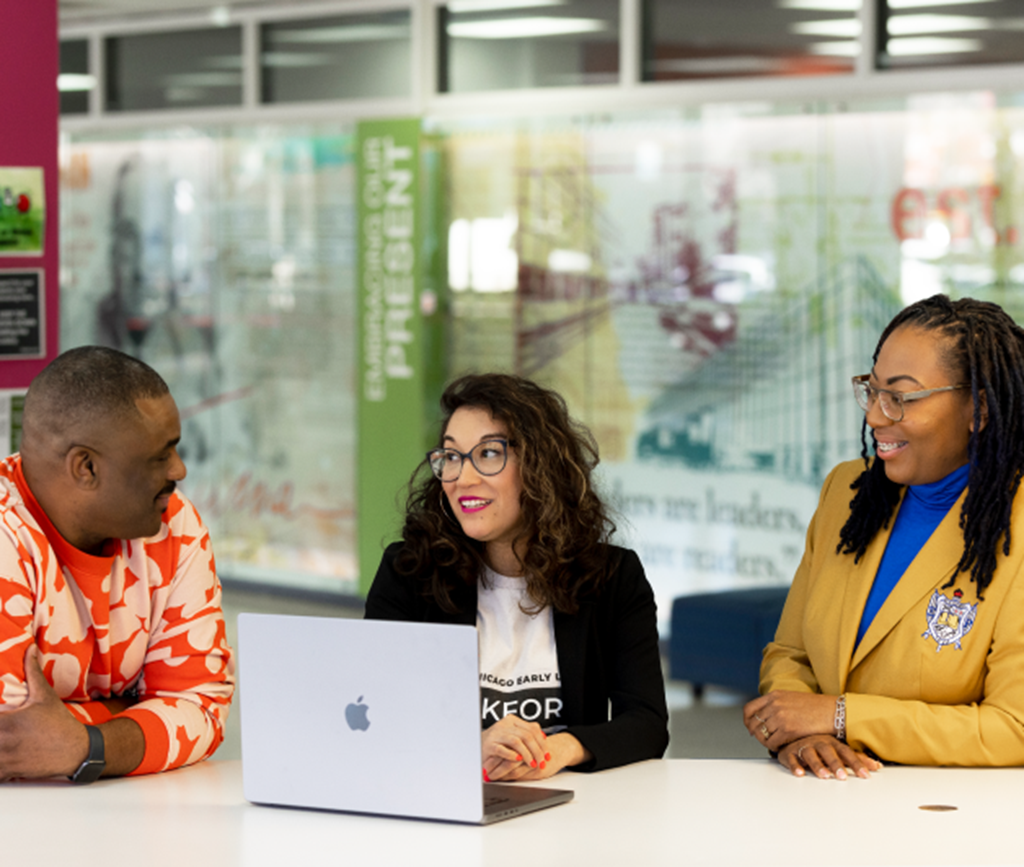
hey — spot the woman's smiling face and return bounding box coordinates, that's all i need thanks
[868,325,977,486]
[442,406,524,568]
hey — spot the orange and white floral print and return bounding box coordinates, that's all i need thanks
[0,455,235,775]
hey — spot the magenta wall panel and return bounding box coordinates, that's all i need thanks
[0,0,59,386]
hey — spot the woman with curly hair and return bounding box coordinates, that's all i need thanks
[365,373,668,781]
[745,294,1024,780]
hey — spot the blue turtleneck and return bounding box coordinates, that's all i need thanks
[855,462,970,647]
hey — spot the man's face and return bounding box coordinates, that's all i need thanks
[89,394,187,544]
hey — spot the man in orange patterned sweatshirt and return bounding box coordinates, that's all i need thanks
[0,346,234,781]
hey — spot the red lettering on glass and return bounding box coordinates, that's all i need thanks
[937,188,971,240]
[892,188,926,241]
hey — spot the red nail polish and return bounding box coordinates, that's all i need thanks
[515,754,523,762]
[483,769,490,782]
[542,732,548,739]
[545,752,551,761]
[540,761,546,769]
[530,760,537,768]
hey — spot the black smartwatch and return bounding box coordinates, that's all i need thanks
[70,725,106,784]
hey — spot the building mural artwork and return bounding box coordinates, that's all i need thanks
[60,130,357,592]
[59,94,1024,628]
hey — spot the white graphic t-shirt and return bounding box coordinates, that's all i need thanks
[476,567,563,731]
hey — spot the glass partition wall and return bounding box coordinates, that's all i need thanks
[60,126,358,591]
[878,0,1024,70]
[57,1,1024,610]
[643,0,862,80]
[438,0,620,91]
[105,27,244,111]
[261,10,412,102]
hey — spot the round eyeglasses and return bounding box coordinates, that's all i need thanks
[426,439,509,483]
[851,374,969,423]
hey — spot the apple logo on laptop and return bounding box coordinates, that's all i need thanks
[345,696,370,731]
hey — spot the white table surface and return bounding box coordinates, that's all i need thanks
[3,758,1022,867]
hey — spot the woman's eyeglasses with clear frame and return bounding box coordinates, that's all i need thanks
[851,374,968,423]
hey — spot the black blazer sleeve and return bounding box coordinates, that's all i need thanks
[364,543,423,621]
[559,548,669,772]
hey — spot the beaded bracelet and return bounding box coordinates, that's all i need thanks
[834,694,847,743]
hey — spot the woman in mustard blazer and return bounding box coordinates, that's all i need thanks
[744,295,1024,779]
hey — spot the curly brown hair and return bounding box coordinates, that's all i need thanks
[394,373,617,615]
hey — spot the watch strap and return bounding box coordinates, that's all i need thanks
[70,724,106,784]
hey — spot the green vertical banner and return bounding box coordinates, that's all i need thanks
[357,118,427,595]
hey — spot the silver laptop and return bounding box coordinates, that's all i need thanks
[238,613,573,824]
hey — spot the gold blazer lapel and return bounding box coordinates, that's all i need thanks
[835,523,890,692]
[849,489,967,671]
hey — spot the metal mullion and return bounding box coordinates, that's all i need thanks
[856,0,878,78]
[246,0,410,27]
[61,10,231,37]
[59,0,1024,129]
[413,0,433,111]
[620,0,640,89]
[59,96,420,135]
[242,17,260,110]
[89,31,103,118]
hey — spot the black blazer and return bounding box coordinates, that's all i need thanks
[365,542,669,772]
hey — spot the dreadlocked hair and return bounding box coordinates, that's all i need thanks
[394,373,617,616]
[837,294,1024,598]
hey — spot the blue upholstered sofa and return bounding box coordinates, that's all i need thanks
[669,587,791,698]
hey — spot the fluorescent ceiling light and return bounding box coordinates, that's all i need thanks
[270,24,409,44]
[808,39,860,55]
[791,18,861,37]
[887,36,983,55]
[655,56,790,74]
[165,87,203,103]
[888,14,992,35]
[58,73,96,92]
[890,0,996,7]
[448,17,608,38]
[262,52,334,68]
[204,55,243,69]
[777,0,860,10]
[161,72,242,88]
[448,0,565,11]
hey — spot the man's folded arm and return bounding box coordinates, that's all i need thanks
[111,520,234,776]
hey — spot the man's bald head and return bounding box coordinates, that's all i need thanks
[22,346,170,457]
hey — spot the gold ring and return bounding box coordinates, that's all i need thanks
[754,714,765,723]
[797,745,806,759]
[760,724,770,739]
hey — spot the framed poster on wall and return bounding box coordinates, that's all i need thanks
[0,168,45,256]
[0,269,44,358]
